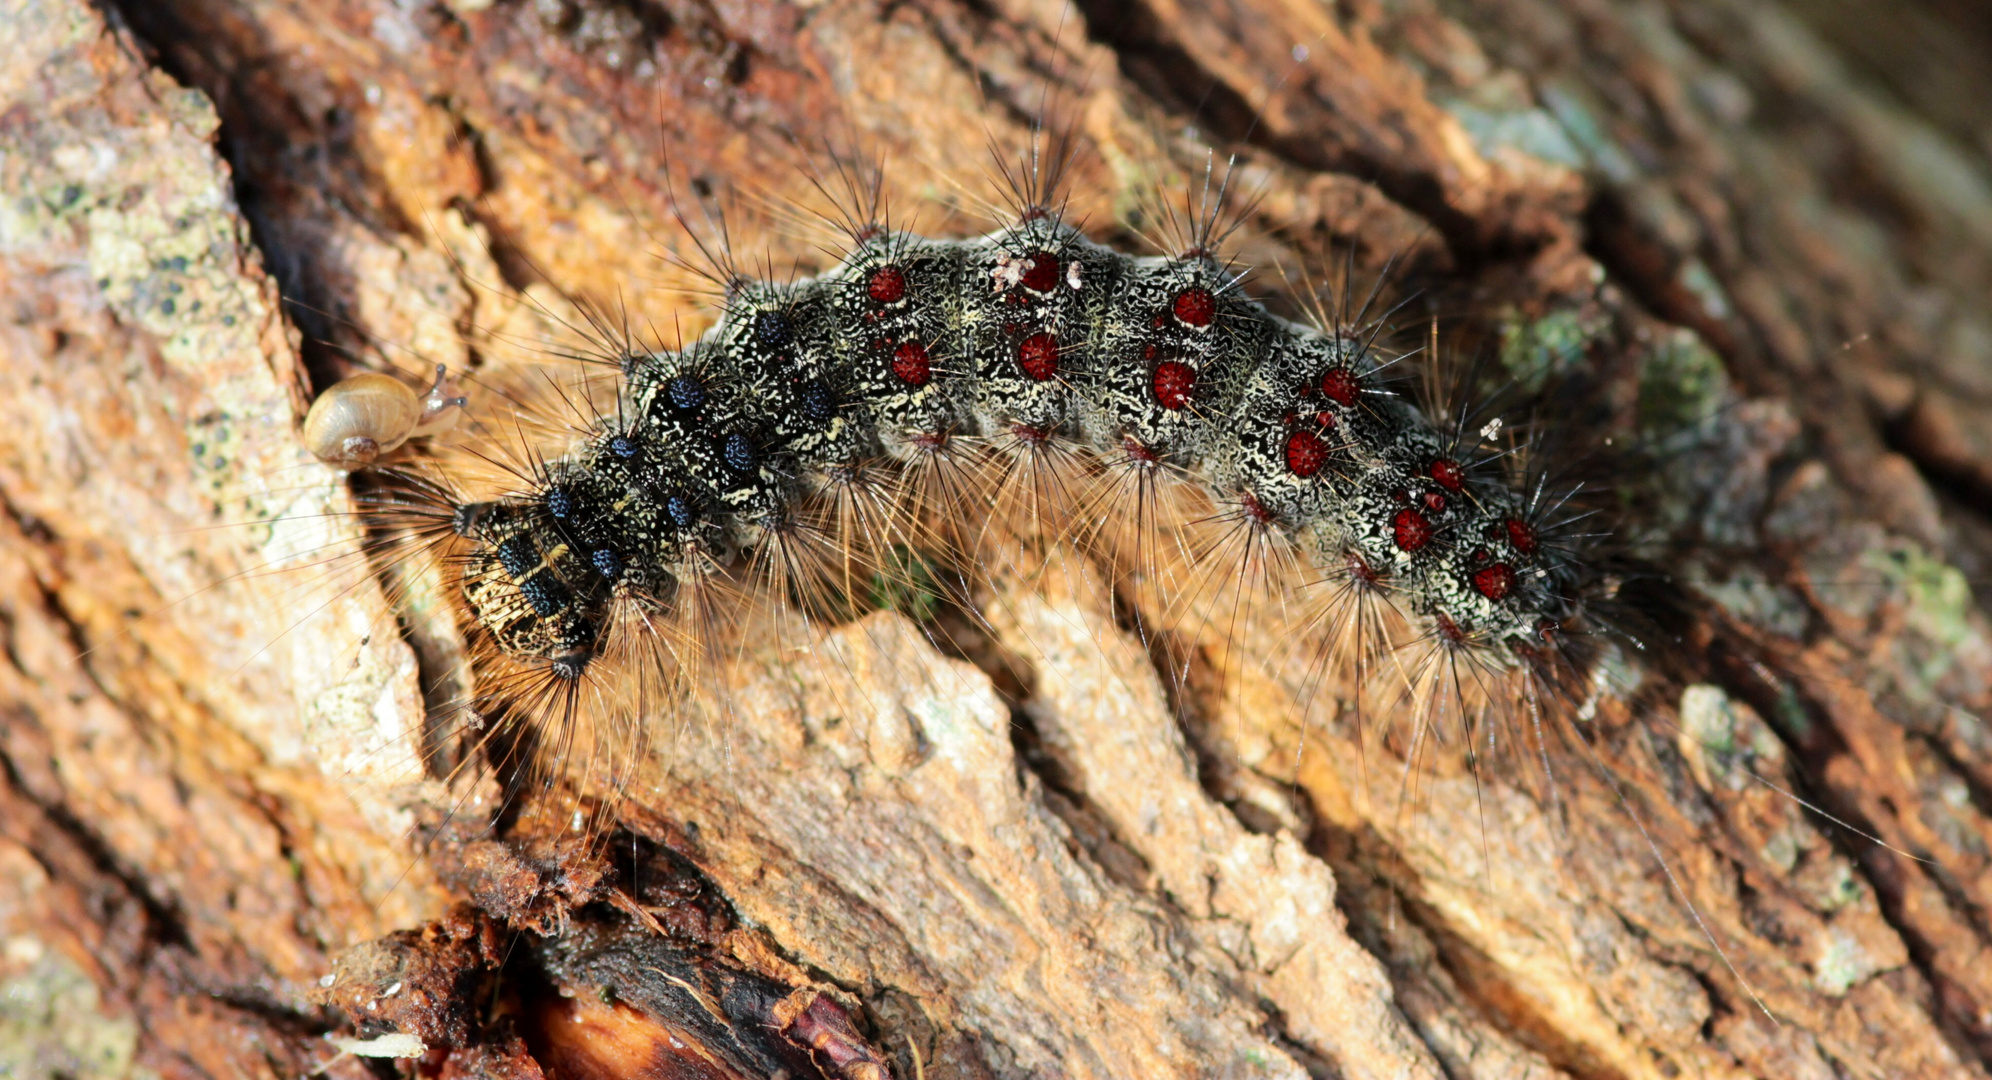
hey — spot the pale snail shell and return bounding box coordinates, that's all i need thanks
[303,364,466,469]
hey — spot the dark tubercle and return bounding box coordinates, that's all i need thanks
[1392,507,1433,551]
[800,380,836,424]
[892,341,931,387]
[1019,252,1059,293]
[1285,430,1327,477]
[591,547,623,582]
[1152,360,1196,410]
[754,309,794,350]
[1320,367,1361,407]
[868,266,906,304]
[723,434,757,474]
[1172,288,1215,327]
[666,493,698,530]
[545,485,575,520]
[517,571,572,618]
[668,375,707,413]
[1473,562,1515,600]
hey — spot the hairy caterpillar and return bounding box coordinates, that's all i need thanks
[304,163,1595,811]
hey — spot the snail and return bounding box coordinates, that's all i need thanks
[302,364,467,469]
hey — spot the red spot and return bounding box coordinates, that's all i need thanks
[912,430,948,453]
[1017,333,1060,381]
[1392,507,1432,551]
[1173,288,1215,327]
[868,266,906,304]
[1320,367,1361,406]
[1285,430,1328,477]
[1020,252,1060,292]
[1280,408,1299,425]
[1472,563,1516,600]
[1143,344,1158,360]
[1152,360,1196,410]
[891,341,931,387]
[1470,547,1490,563]
[1346,552,1379,584]
[1123,435,1159,465]
[1504,517,1538,554]
[1002,322,1019,336]
[1010,422,1050,445]
[1239,492,1276,524]
[1429,458,1463,492]
[1434,612,1467,643]
[1153,314,1168,328]
[1314,411,1337,427]
[1423,491,1446,512]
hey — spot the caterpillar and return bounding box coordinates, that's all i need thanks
[306,172,1595,812]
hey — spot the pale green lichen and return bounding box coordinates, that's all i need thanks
[1676,683,1783,793]
[2,21,291,525]
[1536,83,1639,183]
[1812,926,1879,996]
[1697,565,1810,640]
[1638,327,1730,438]
[1807,862,1862,914]
[1497,307,1605,394]
[1859,544,1985,696]
[1444,100,1586,170]
[0,940,147,1080]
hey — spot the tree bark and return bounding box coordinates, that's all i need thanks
[3,0,1991,1077]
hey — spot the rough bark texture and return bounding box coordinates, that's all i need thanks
[4,0,1992,1077]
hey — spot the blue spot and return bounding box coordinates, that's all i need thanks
[801,380,835,423]
[546,486,574,519]
[668,374,706,412]
[609,434,639,459]
[518,571,569,617]
[723,434,756,473]
[754,309,793,349]
[497,535,537,580]
[591,548,623,581]
[666,494,697,529]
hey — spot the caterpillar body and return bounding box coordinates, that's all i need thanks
[319,204,1587,762]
